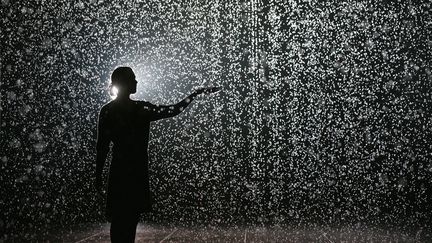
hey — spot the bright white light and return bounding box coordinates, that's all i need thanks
[110,86,118,100]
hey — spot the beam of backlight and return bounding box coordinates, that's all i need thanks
[110,86,118,100]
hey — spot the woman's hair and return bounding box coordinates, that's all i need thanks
[109,66,133,96]
[111,66,133,85]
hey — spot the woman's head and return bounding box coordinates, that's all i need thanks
[110,67,137,95]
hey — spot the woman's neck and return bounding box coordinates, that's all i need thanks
[116,93,131,101]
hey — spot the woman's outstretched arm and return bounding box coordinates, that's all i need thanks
[146,87,220,121]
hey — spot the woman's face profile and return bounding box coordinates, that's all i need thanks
[127,71,138,94]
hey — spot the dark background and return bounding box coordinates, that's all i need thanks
[1,0,432,239]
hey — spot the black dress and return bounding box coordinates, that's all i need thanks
[97,99,182,222]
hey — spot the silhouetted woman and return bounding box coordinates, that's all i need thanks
[95,67,219,242]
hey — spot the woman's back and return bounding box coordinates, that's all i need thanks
[99,99,152,165]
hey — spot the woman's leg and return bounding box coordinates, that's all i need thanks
[110,211,140,243]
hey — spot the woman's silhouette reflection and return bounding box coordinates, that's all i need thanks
[95,67,219,242]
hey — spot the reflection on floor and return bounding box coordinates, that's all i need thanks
[25,223,432,242]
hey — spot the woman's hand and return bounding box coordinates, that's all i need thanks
[195,87,221,95]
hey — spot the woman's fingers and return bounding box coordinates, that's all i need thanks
[195,87,221,95]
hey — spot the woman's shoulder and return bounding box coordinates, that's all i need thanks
[133,100,156,110]
[99,100,156,114]
[98,101,119,119]
[100,100,115,111]
[133,100,152,105]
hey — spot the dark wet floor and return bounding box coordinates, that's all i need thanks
[14,223,430,242]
